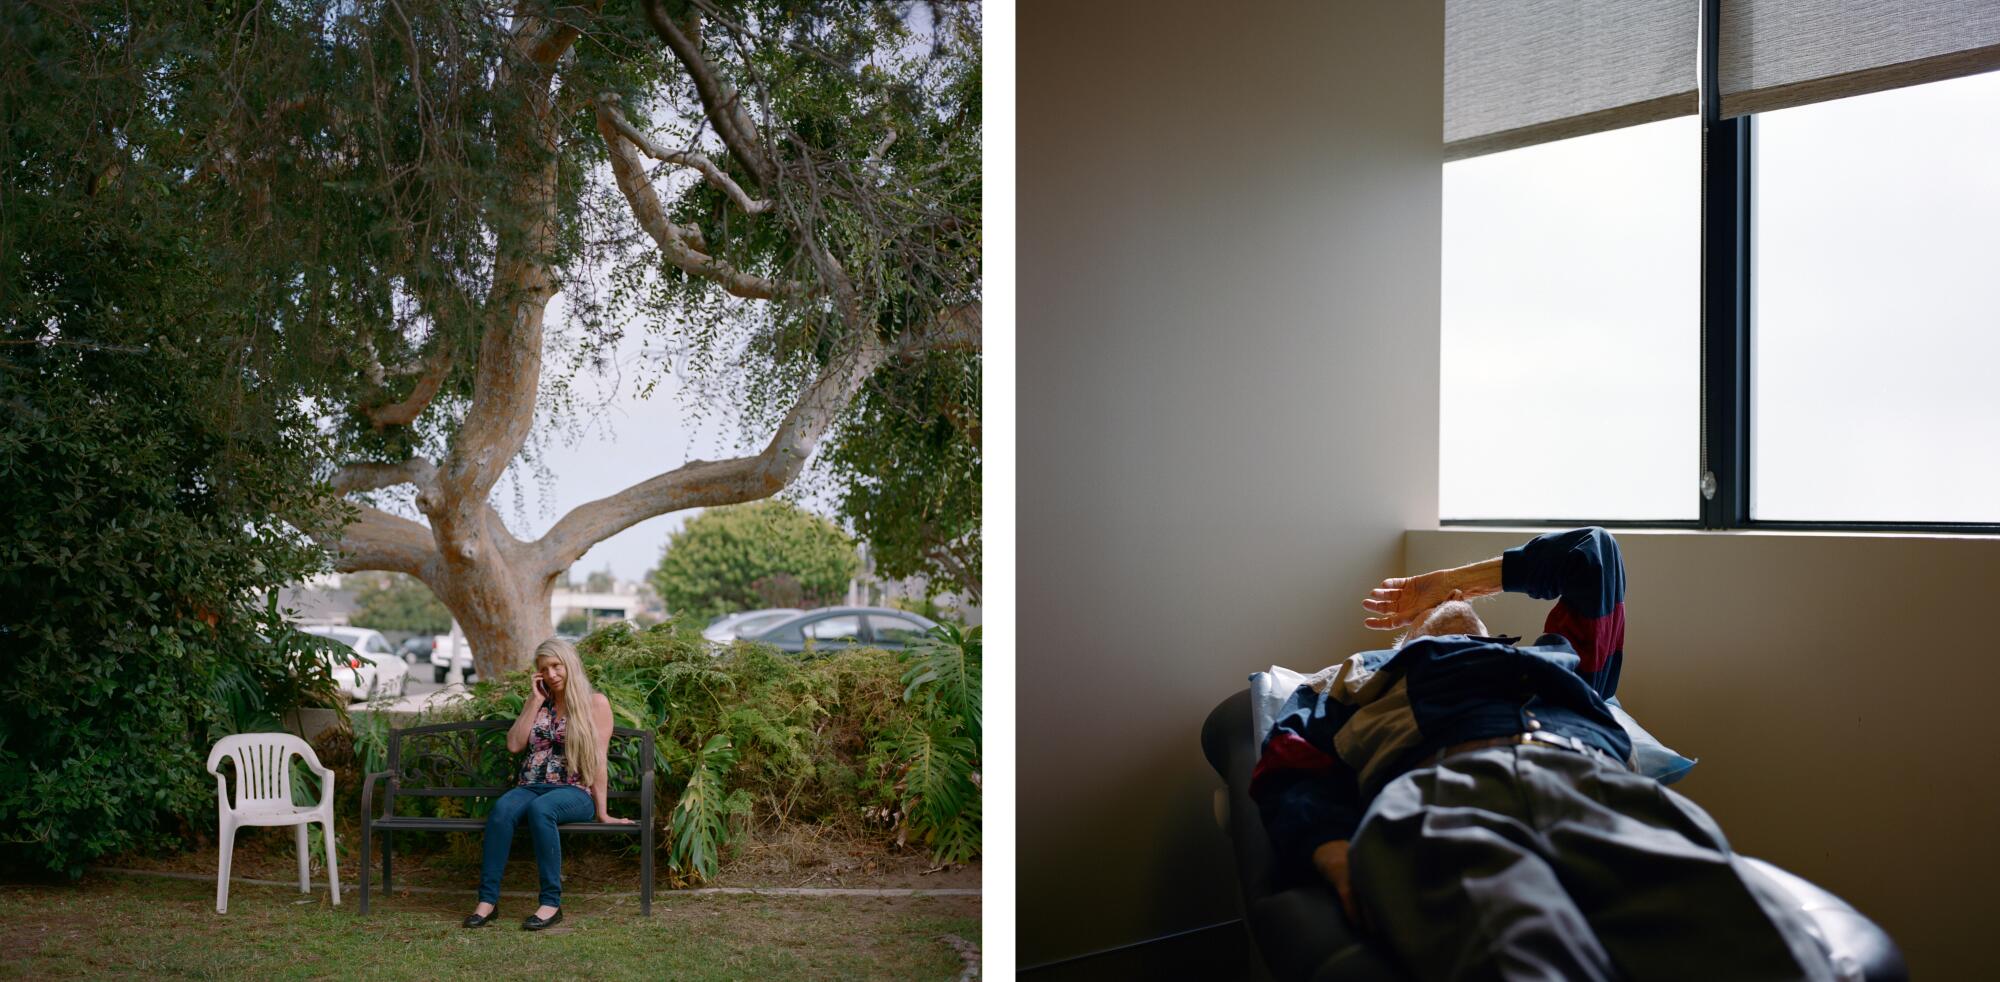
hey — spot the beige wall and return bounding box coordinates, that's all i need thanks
[1408,528,2000,978]
[1018,0,1445,968]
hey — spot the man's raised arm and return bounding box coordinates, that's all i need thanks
[1502,527,1627,697]
[1361,527,1626,696]
[1360,556,1504,630]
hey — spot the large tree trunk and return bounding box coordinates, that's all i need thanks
[433,553,555,680]
[331,501,558,677]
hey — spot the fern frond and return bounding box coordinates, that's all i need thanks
[899,624,981,745]
[669,733,742,884]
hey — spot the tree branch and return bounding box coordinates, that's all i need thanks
[642,0,775,186]
[894,302,981,357]
[531,301,980,574]
[515,5,588,68]
[926,539,980,602]
[434,266,550,553]
[330,457,440,496]
[362,333,456,430]
[532,328,892,574]
[430,8,590,554]
[598,94,772,214]
[595,98,796,301]
[330,504,438,578]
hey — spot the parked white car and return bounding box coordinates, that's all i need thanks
[430,633,478,684]
[300,625,410,699]
[297,637,377,703]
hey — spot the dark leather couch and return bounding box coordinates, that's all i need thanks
[1201,688,1907,981]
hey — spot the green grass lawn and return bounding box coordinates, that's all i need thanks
[6,872,979,980]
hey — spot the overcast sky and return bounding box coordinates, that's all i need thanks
[499,300,723,586]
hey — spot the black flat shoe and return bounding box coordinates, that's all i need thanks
[462,909,499,928]
[522,909,563,931]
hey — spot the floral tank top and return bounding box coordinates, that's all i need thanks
[520,702,585,787]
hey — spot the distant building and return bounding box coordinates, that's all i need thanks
[550,583,645,631]
[275,583,359,626]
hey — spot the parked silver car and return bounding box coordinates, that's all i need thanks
[744,607,940,654]
[703,608,805,644]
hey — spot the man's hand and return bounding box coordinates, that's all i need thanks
[1312,839,1360,923]
[1361,572,1460,631]
[1361,556,1505,630]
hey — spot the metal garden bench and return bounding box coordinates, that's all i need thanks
[358,718,656,914]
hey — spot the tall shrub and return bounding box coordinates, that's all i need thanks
[878,624,982,864]
[650,501,860,625]
[433,620,981,881]
[0,345,348,878]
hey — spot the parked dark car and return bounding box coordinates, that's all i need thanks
[744,606,940,654]
[398,635,435,664]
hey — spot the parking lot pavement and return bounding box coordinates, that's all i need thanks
[357,664,474,716]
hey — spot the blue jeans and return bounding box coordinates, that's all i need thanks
[477,783,594,907]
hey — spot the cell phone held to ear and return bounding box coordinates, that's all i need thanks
[533,675,549,699]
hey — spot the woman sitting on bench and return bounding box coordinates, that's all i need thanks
[462,637,634,931]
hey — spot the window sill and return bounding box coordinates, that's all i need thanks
[1431,521,2000,542]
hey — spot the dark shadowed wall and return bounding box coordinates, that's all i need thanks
[1018,0,1446,971]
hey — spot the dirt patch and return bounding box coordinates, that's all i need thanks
[708,824,979,891]
[2,887,102,968]
[101,819,979,894]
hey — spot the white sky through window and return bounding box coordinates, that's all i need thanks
[1440,116,1700,521]
[1753,69,2000,522]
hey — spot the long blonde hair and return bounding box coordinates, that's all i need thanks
[534,637,605,787]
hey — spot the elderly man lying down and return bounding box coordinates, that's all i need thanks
[1250,528,1837,981]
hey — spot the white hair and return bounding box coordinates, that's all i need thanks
[1395,599,1488,650]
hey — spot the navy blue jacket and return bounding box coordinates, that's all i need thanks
[1250,527,1631,876]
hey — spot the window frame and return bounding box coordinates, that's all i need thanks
[803,614,863,643]
[865,613,932,644]
[1443,0,2000,537]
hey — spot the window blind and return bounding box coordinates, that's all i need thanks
[1445,0,1697,161]
[1718,0,2000,118]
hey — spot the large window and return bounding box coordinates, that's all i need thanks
[1441,71,2000,530]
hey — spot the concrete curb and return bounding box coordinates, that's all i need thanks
[87,866,980,899]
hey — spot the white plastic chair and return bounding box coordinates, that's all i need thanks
[205,733,340,913]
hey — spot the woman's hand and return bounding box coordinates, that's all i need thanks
[597,813,636,825]
[528,672,549,704]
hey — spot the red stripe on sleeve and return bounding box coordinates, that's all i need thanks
[1543,600,1625,674]
[1250,731,1338,793]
